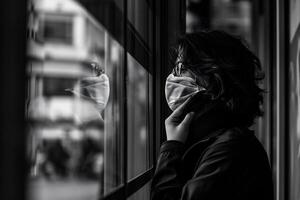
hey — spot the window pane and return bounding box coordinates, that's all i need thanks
[26,0,124,199]
[289,0,300,198]
[127,182,150,200]
[77,0,124,46]
[102,36,124,194]
[127,54,152,180]
[127,0,153,51]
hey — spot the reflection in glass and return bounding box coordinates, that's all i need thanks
[127,54,151,180]
[289,1,300,197]
[26,0,124,199]
[102,35,124,194]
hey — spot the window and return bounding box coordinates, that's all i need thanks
[102,36,125,195]
[127,54,152,180]
[43,77,76,97]
[288,0,300,198]
[40,15,73,44]
[26,0,155,200]
[127,0,153,51]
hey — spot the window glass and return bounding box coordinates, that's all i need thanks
[102,36,125,194]
[77,0,124,45]
[113,0,124,12]
[127,54,152,180]
[289,0,300,198]
[127,0,153,51]
[26,0,124,199]
[127,182,150,200]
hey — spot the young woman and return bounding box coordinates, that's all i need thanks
[151,31,274,200]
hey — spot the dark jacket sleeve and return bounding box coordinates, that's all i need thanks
[150,140,186,200]
[151,140,240,200]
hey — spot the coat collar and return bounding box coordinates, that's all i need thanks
[182,128,226,160]
[181,128,227,179]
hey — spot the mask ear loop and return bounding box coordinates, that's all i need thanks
[189,65,226,101]
[186,68,204,89]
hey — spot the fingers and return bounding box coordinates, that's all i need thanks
[180,112,195,128]
[165,111,195,143]
[169,93,196,118]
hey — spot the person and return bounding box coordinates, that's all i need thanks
[151,31,274,200]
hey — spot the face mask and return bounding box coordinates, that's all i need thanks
[68,73,110,112]
[165,73,206,111]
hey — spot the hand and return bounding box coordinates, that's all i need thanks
[165,98,195,143]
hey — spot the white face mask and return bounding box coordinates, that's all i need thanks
[165,74,206,111]
[69,73,110,112]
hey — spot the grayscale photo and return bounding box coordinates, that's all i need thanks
[0,0,300,200]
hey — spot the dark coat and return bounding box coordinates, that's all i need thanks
[151,127,274,200]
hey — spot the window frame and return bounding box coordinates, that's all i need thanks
[0,0,185,200]
[66,0,159,198]
[96,1,186,199]
[99,0,156,199]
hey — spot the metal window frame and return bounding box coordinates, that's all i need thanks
[100,168,154,200]
[273,0,290,200]
[0,1,28,200]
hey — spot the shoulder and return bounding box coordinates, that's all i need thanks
[183,127,254,161]
[215,127,254,144]
[202,127,267,163]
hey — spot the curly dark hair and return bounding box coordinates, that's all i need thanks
[169,30,264,127]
